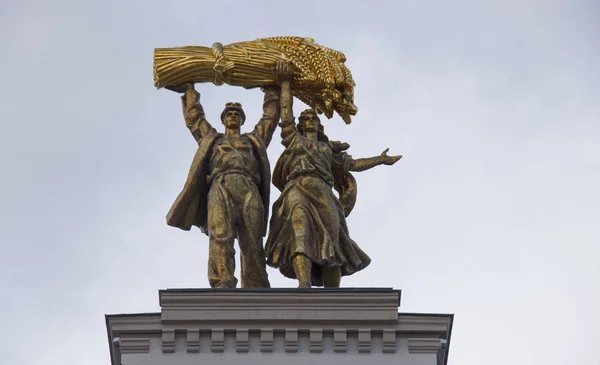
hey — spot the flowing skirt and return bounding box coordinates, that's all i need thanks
[265,175,371,286]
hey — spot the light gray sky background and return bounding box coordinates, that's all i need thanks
[1,0,599,364]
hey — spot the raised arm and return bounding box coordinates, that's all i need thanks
[251,85,280,146]
[349,148,402,172]
[168,83,215,143]
[276,62,297,147]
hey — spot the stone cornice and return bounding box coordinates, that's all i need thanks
[118,337,151,354]
[105,289,453,365]
[106,313,451,333]
[407,338,444,354]
[397,313,453,336]
[106,313,161,336]
[160,288,401,323]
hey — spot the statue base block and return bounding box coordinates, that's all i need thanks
[106,288,453,365]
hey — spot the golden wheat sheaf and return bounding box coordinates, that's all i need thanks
[153,36,357,124]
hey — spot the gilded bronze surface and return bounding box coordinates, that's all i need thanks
[157,38,402,289]
[264,80,401,288]
[154,37,357,124]
[165,62,294,288]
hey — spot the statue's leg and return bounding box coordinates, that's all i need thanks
[322,266,341,287]
[292,255,312,288]
[291,206,313,288]
[238,185,270,288]
[207,184,238,288]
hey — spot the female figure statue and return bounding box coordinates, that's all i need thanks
[265,78,402,288]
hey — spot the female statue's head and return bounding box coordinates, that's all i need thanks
[297,109,328,142]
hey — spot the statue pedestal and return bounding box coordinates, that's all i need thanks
[106,288,453,365]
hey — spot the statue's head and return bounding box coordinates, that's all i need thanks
[298,109,322,134]
[220,102,246,129]
[297,109,328,142]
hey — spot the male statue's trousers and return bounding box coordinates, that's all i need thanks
[206,173,270,288]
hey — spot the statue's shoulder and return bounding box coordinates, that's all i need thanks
[245,132,266,148]
[206,131,224,141]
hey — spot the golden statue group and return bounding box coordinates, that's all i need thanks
[154,37,401,289]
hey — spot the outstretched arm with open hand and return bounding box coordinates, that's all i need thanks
[349,148,402,172]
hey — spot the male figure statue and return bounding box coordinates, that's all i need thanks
[166,62,292,288]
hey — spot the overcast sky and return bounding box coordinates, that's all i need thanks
[1,0,599,364]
